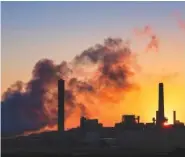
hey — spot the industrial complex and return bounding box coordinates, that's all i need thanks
[57,80,184,132]
[2,80,185,155]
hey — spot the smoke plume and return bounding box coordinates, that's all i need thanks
[1,37,140,136]
[146,35,159,52]
[134,25,159,52]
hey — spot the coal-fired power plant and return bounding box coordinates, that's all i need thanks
[156,83,167,127]
[58,79,65,132]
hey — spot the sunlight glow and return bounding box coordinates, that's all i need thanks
[163,122,169,126]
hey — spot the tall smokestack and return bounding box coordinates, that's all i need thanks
[158,83,164,116]
[173,111,176,125]
[156,83,165,127]
[58,79,65,132]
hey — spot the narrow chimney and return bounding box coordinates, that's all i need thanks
[58,79,65,132]
[173,111,176,125]
[158,83,164,117]
[137,116,140,124]
[80,116,86,129]
[156,83,165,127]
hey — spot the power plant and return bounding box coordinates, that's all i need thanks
[2,79,185,156]
[55,80,185,153]
[57,80,184,132]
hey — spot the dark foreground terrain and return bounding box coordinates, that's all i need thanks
[2,147,185,157]
[2,130,185,157]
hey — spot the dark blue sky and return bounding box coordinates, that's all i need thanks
[2,2,185,31]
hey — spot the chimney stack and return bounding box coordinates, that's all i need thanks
[173,111,176,125]
[156,83,165,127]
[58,79,65,132]
[136,116,140,124]
[80,116,86,129]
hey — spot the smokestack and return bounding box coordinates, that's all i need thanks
[136,116,140,124]
[173,111,176,125]
[58,79,65,132]
[80,116,86,129]
[158,83,164,116]
[156,83,165,127]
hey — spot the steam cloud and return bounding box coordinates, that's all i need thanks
[134,25,159,52]
[1,38,140,136]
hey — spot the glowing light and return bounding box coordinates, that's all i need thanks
[163,121,172,128]
[163,122,169,126]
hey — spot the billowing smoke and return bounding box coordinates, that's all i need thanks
[134,25,159,52]
[1,37,140,136]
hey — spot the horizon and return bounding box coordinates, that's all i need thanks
[1,1,185,135]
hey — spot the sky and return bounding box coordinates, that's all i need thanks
[1,2,185,130]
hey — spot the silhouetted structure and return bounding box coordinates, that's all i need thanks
[156,83,167,127]
[173,111,176,125]
[122,115,137,125]
[58,79,65,132]
[80,116,86,130]
[80,116,102,131]
[115,115,145,130]
[136,116,140,123]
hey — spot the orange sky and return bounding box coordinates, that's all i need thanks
[2,33,185,131]
[64,73,185,130]
[2,2,185,132]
